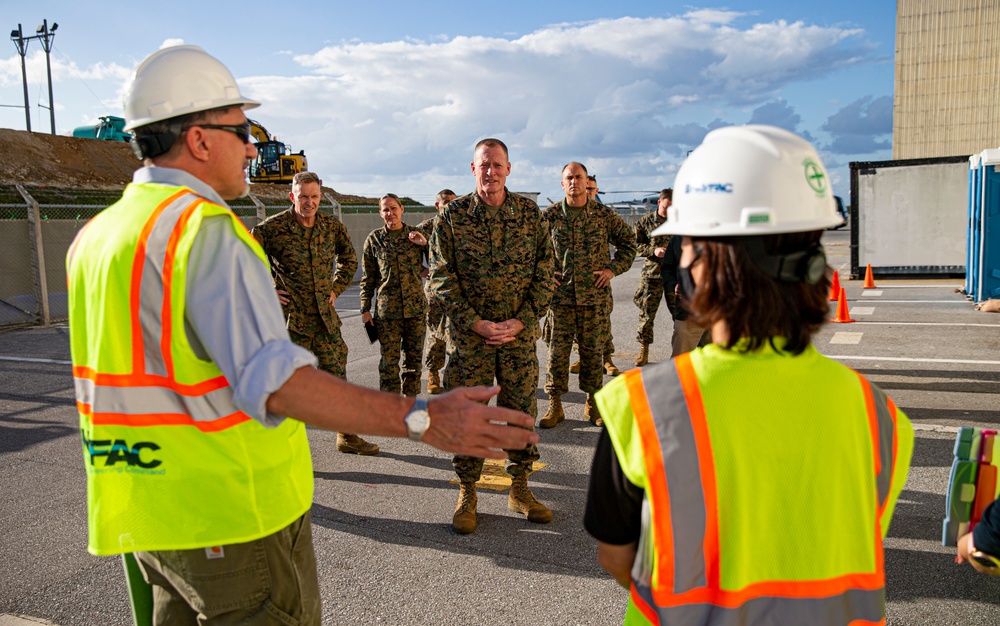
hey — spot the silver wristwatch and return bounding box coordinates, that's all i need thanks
[404,398,430,442]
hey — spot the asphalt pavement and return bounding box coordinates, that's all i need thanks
[1,228,998,625]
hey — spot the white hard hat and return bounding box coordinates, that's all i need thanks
[123,46,260,131]
[652,125,842,237]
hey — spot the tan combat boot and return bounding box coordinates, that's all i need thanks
[634,344,649,367]
[538,395,564,428]
[585,393,603,427]
[604,356,620,376]
[569,360,580,373]
[427,370,442,395]
[337,433,380,456]
[453,481,477,534]
[508,474,552,523]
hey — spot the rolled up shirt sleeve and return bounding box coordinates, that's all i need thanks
[186,215,318,427]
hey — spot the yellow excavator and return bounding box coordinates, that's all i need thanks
[248,119,308,183]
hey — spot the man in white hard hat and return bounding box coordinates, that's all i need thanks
[66,46,539,623]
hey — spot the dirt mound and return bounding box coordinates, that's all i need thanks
[0,128,138,188]
[0,127,373,204]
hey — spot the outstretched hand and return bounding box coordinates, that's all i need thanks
[425,386,538,459]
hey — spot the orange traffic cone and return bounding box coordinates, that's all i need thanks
[863,264,877,289]
[830,287,855,323]
[828,270,841,301]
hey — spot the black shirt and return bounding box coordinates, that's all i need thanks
[583,428,644,545]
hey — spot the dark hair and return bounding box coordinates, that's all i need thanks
[587,175,597,182]
[686,230,829,355]
[474,138,508,159]
[131,106,226,160]
[660,188,673,201]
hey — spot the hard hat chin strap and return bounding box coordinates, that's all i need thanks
[742,236,826,285]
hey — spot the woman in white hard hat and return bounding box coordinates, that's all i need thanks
[584,125,914,625]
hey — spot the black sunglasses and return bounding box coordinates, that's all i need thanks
[183,123,252,143]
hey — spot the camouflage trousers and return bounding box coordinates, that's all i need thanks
[376,316,426,396]
[424,296,449,372]
[545,303,609,396]
[633,277,665,345]
[604,290,615,356]
[542,294,614,359]
[450,341,540,482]
[288,327,346,379]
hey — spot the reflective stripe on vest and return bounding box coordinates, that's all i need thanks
[621,352,896,625]
[71,190,251,431]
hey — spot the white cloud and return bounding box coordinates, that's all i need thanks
[237,11,878,199]
[0,12,886,199]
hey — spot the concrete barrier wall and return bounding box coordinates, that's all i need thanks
[1,210,437,326]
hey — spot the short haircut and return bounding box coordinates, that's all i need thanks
[685,231,829,355]
[587,175,597,182]
[561,161,588,176]
[436,189,456,202]
[292,171,322,188]
[132,106,227,161]
[660,188,673,201]
[474,138,508,159]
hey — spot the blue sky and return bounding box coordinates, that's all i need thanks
[0,1,897,203]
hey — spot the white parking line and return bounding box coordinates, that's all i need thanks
[0,355,72,365]
[849,321,1000,328]
[850,307,875,315]
[847,300,968,304]
[862,290,883,296]
[826,355,1000,366]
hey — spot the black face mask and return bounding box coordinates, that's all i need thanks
[678,266,697,301]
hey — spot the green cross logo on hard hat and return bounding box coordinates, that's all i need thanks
[803,158,828,196]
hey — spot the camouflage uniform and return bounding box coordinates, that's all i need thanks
[428,189,553,481]
[416,216,449,373]
[360,223,427,396]
[633,211,673,345]
[541,199,637,396]
[251,208,357,377]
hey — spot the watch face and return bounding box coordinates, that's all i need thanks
[406,401,430,440]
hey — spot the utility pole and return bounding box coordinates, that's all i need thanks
[36,19,58,135]
[9,19,59,134]
[9,24,31,132]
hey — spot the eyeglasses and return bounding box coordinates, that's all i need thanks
[183,123,252,144]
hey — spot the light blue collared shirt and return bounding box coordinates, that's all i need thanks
[134,166,317,426]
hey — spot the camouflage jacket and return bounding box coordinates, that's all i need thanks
[251,208,357,334]
[416,214,439,296]
[540,198,638,307]
[360,223,426,320]
[428,189,554,349]
[634,211,672,280]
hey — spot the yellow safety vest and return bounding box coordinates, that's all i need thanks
[596,341,914,626]
[67,182,313,556]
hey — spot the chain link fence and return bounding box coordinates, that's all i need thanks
[0,184,440,328]
[0,181,650,329]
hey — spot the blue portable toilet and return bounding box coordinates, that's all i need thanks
[966,154,981,297]
[975,149,1000,302]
